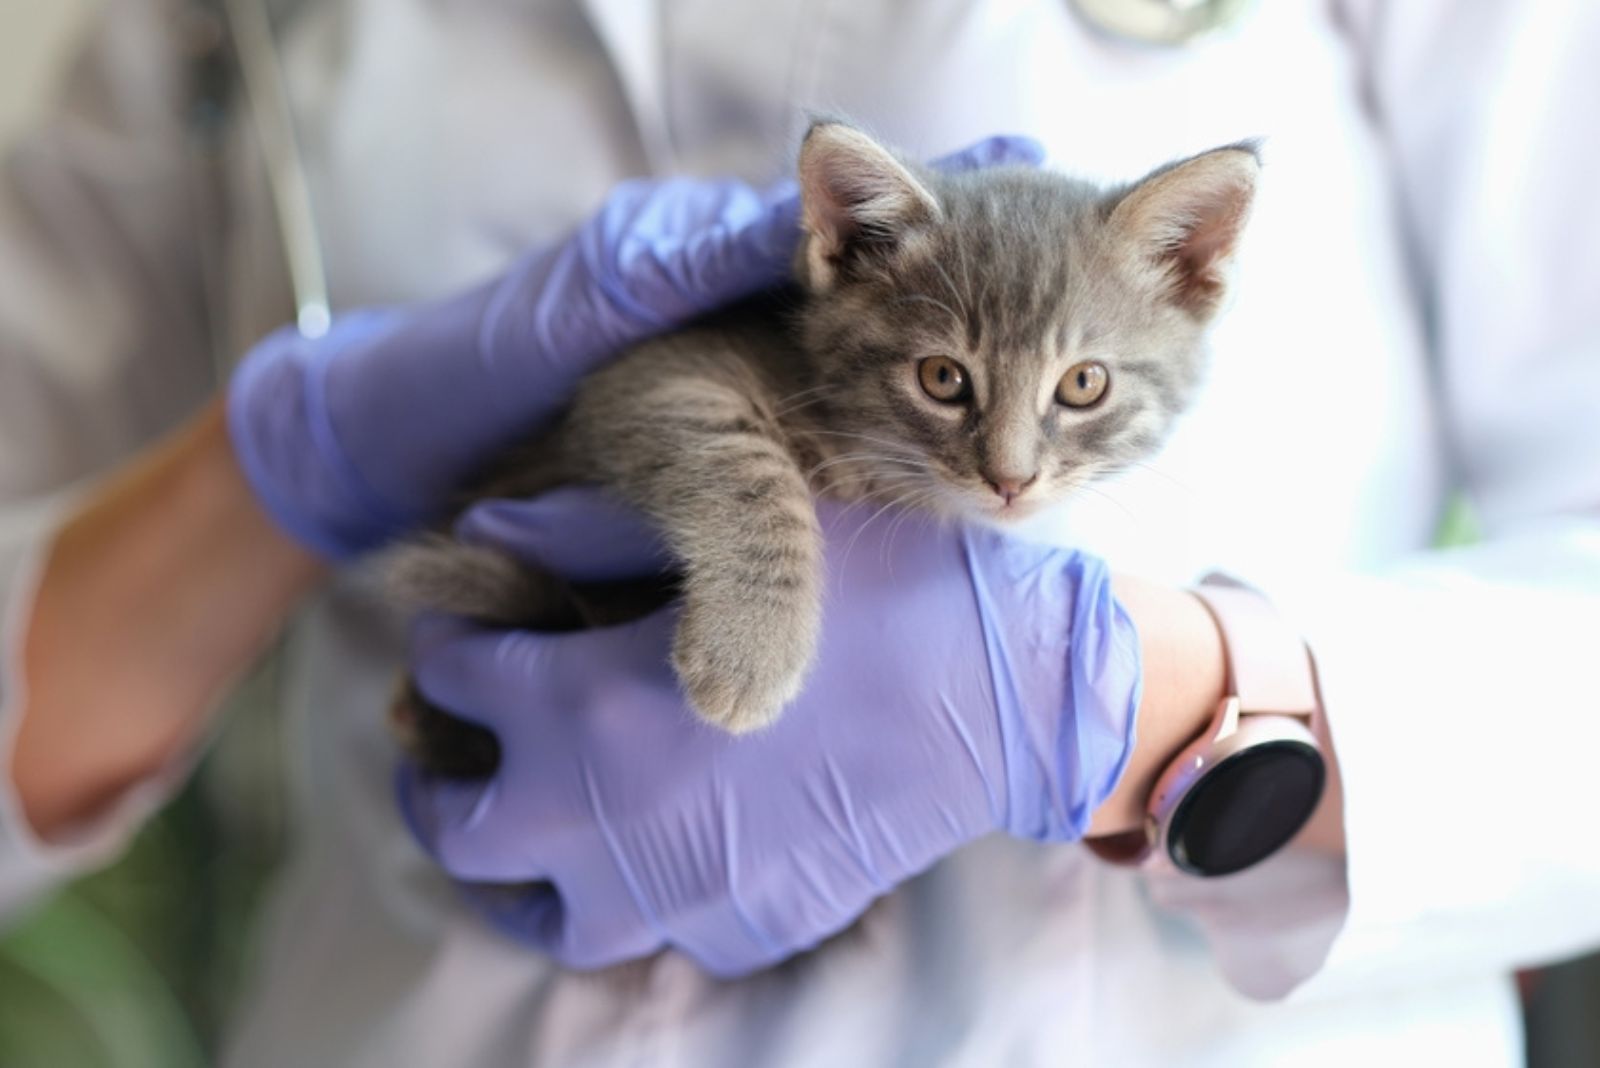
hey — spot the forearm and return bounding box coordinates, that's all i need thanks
[1087,575,1344,855]
[12,399,324,838]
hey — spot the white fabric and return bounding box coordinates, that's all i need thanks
[0,487,106,915]
[0,0,215,916]
[0,0,1597,1064]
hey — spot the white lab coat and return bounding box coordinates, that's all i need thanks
[1,0,1598,1064]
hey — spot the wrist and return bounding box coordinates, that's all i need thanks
[16,403,323,837]
[1085,575,1227,839]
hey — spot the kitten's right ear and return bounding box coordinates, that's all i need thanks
[798,121,940,289]
[1108,142,1260,320]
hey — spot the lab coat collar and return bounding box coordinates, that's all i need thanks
[577,0,676,171]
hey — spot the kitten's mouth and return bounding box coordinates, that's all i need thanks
[988,499,1043,521]
[953,490,1045,523]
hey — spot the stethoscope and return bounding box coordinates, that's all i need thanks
[219,0,332,341]
[198,0,1254,356]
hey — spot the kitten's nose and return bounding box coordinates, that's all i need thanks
[983,470,1038,505]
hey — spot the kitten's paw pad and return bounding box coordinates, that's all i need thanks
[671,608,815,734]
[682,672,795,734]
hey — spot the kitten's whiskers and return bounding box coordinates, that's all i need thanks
[822,468,927,492]
[880,485,946,573]
[802,429,935,459]
[1069,478,1140,525]
[773,384,840,418]
[805,451,922,481]
[836,480,942,581]
[1124,458,1190,491]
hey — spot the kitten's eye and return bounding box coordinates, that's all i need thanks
[917,356,972,404]
[1056,361,1109,408]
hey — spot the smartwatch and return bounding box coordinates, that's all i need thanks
[1089,576,1327,877]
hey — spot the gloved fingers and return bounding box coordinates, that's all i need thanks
[927,133,1047,173]
[533,889,669,972]
[406,616,543,731]
[462,864,672,972]
[408,610,682,732]
[583,179,796,338]
[650,897,794,980]
[458,881,569,953]
[673,183,803,306]
[396,762,551,882]
[454,485,673,583]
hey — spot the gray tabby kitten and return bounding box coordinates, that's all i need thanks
[390,121,1258,776]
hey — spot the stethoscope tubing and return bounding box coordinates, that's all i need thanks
[223,0,331,339]
[214,0,1254,344]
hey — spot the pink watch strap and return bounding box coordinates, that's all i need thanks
[1086,578,1323,870]
[1191,579,1318,716]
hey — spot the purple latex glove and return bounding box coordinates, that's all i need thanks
[398,488,1142,977]
[226,136,1045,559]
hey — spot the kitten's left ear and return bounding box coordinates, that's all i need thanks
[798,121,941,289]
[1108,143,1260,319]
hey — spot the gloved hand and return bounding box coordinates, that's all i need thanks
[226,136,1045,559]
[398,488,1142,977]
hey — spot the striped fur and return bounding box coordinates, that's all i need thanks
[389,123,1257,769]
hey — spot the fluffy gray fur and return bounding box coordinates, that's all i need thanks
[389,121,1258,751]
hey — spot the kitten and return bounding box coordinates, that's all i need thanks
[389,121,1258,777]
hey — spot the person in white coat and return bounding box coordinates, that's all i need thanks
[2,1,1599,1065]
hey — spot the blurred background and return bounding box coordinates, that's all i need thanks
[1,15,286,1067]
[0,3,97,144]
[0,3,1597,1066]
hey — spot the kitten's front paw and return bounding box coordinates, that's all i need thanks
[672,595,819,734]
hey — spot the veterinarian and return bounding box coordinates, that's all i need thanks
[2,1,1598,1064]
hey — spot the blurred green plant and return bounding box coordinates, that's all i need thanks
[1434,492,1481,549]
[0,661,287,1067]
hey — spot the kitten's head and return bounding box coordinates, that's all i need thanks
[793,121,1258,522]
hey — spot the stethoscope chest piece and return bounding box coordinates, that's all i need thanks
[1069,0,1256,47]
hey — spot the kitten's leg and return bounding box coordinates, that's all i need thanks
[390,678,503,779]
[387,571,681,777]
[568,344,823,733]
[383,534,588,778]
[384,534,587,628]
[668,475,822,732]
[383,438,584,778]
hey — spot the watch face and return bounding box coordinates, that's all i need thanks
[1167,741,1326,877]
